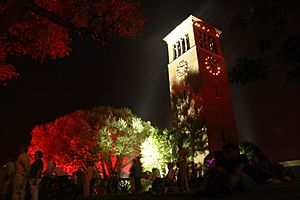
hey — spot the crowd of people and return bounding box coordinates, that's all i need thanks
[202,143,296,194]
[0,145,44,200]
[128,148,203,194]
[0,143,296,199]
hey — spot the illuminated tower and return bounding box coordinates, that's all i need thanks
[163,15,239,152]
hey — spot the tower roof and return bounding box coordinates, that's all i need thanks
[163,15,222,44]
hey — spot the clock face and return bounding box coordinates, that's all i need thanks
[176,60,188,77]
[204,56,221,76]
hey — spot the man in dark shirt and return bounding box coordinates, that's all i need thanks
[130,157,143,193]
[29,150,44,200]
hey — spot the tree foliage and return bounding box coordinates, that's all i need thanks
[29,110,97,174]
[28,106,153,175]
[171,73,208,158]
[229,0,300,84]
[239,141,263,161]
[96,108,154,175]
[141,129,178,175]
[0,0,145,85]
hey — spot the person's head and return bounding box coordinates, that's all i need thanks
[222,143,240,160]
[87,161,94,167]
[179,147,188,156]
[19,144,28,153]
[35,150,43,159]
[4,154,13,163]
[167,163,174,170]
[152,168,157,172]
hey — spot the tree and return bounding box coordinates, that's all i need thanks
[29,110,98,174]
[96,107,155,176]
[171,73,208,158]
[229,0,300,85]
[28,106,155,175]
[141,129,178,176]
[0,0,144,85]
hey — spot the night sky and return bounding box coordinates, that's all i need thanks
[0,0,299,162]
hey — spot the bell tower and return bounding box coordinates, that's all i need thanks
[163,15,239,152]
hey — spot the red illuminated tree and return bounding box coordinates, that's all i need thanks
[0,0,144,85]
[29,110,98,174]
[28,106,154,175]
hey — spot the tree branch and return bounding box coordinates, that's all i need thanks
[0,0,111,42]
[24,0,111,42]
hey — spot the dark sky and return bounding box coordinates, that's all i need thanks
[0,0,299,162]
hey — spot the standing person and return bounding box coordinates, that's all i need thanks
[29,150,44,200]
[108,172,119,193]
[149,168,158,194]
[189,161,198,189]
[11,145,30,200]
[162,163,176,193]
[2,155,15,200]
[130,157,143,193]
[129,174,136,193]
[177,147,189,192]
[83,162,97,198]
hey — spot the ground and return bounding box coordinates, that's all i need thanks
[83,183,300,200]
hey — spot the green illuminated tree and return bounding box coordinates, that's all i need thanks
[141,129,178,176]
[96,107,155,176]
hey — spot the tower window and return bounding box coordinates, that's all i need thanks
[204,35,209,50]
[181,38,186,53]
[212,38,218,54]
[215,85,220,98]
[185,34,190,50]
[198,31,219,55]
[199,32,205,48]
[173,44,177,60]
[209,36,214,52]
[221,128,225,143]
[177,41,181,56]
